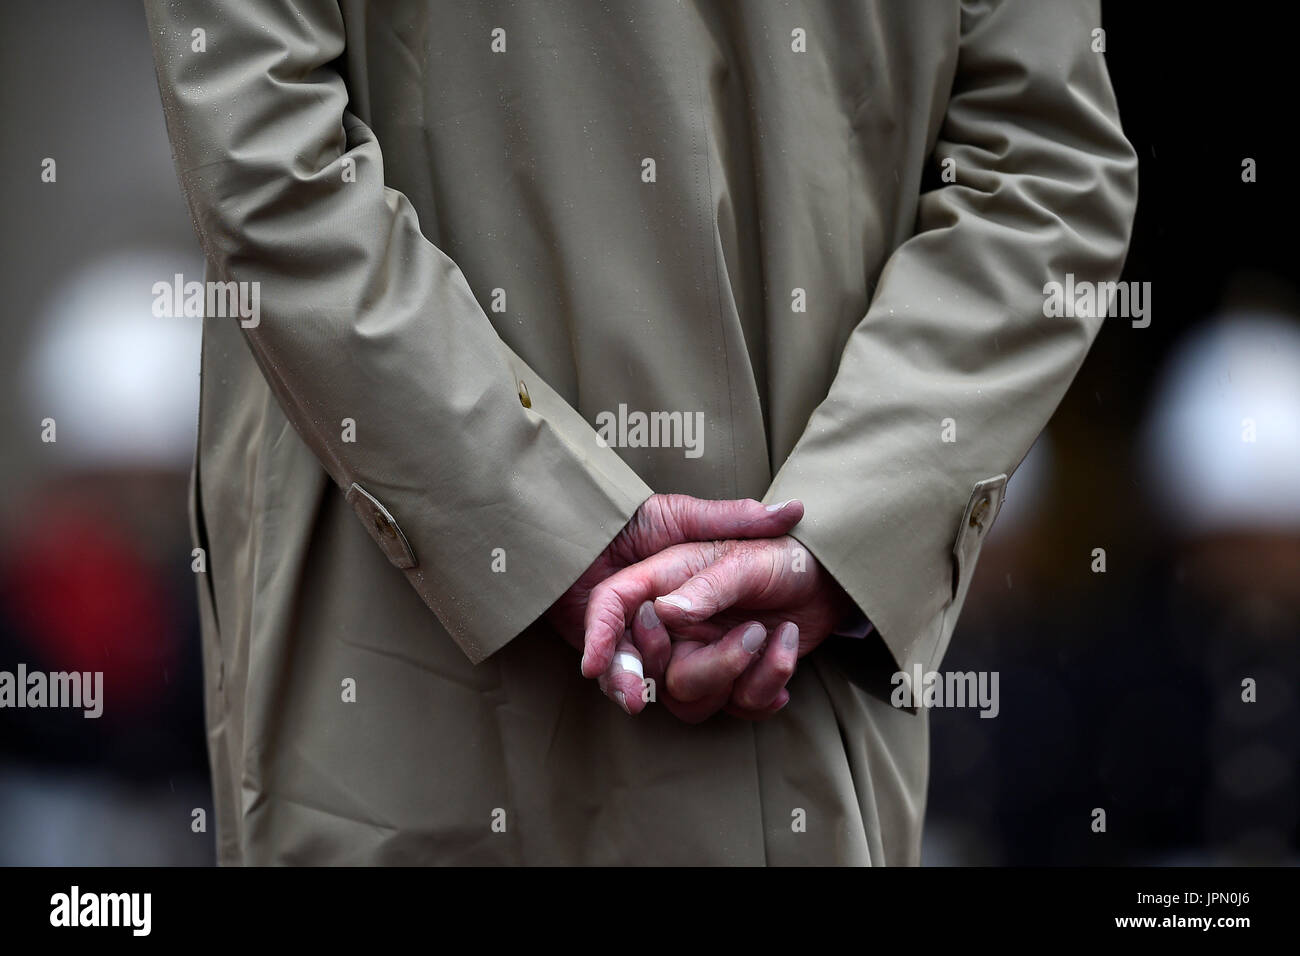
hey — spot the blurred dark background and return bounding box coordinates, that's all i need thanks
[0,2,1295,865]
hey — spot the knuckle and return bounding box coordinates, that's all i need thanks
[655,496,686,545]
[591,604,624,642]
[586,580,613,613]
[667,670,704,703]
[691,573,723,608]
[757,545,785,597]
[735,688,761,711]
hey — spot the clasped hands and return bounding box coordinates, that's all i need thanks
[546,494,854,723]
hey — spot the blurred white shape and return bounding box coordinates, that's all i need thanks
[26,252,204,472]
[1143,312,1300,534]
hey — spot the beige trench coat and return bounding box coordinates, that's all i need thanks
[144,0,1137,864]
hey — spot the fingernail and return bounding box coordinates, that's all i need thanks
[657,594,692,612]
[615,691,630,714]
[742,624,766,654]
[765,499,792,512]
[615,652,644,680]
[638,601,660,630]
[780,622,799,650]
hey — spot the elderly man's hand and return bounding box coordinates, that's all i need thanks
[544,494,804,714]
[583,536,854,722]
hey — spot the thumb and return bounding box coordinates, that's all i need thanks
[629,494,803,558]
[654,541,784,625]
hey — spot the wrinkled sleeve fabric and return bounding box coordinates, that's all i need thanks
[143,0,652,664]
[766,0,1138,673]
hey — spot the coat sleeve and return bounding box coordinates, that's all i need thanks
[142,0,652,664]
[766,0,1138,673]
